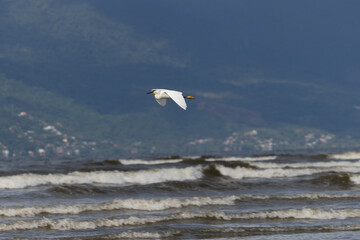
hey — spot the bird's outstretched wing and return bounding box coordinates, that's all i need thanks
[156,98,167,107]
[164,90,187,110]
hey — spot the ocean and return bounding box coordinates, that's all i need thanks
[1,152,360,239]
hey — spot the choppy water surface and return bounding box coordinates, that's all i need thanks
[1,152,360,239]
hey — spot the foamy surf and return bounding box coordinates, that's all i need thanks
[350,174,360,184]
[3,163,360,190]
[2,208,360,232]
[106,230,179,239]
[328,152,360,160]
[3,193,360,218]
[215,165,320,179]
[2,154,360,239]
[119,159,182,165]
[215,165,360,180]
[201,224,360,235]
[205,156,277,162]
[0,166,202,189]
[0,196,238,217]
[252,160,360,169]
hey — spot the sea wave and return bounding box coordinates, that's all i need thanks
[119,159,183,165]
[205,156,277,162]
[2,193,360,217]
[252,160,360,169]
[312,173,352,186]
[2,208,360,231]
[215,165,319,179]
[200,224,360,235]
[0,196,237,217]
[3,158,360,190]
[328,152,360,160]
[349,174,360,184]
[105,230,179,239]
[215,165,360,180]
[0,166,202,189]
[48,230,180,240]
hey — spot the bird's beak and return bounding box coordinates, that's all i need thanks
[146,91,153,94]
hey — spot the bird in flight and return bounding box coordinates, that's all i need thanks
[147,89,195,110]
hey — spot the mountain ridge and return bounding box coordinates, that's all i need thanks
[0,1,360,157]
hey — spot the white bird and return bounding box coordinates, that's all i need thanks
[147,89,195,110]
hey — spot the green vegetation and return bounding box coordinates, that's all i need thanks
[0,75,224,157]
[0,73,358,158]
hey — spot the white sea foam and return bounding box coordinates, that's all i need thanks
[183,155,202,159]
[0,215,175,231]
[2,208,360,231]
[215,165,320,179]
[0,166,202,189]
[0,196,238,217]
[350,174,360,184]
[119,159,182,165]
[82,231,179,239]
[206,156,277,162]
[236,208,360,220]
[274,193,360,200]
[252,160,360,169]
[203,224,360,234]
[215,164,360,180]
[175,208,360,221]
[3,193,359,218]
[328,152,360,160]
[110,230,178,239]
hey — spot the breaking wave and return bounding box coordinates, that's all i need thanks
[0,196,237,217]
[4,154,360,190]
[216,165,319,179]
[119,159,183,165]
[3,165,360,190]
[105,231,179,239]
[205,156,277,162]
[252,160,360,169]
[215,164,360,180]
[0,166,202,189]
[200,224,360,235]
[349,174,360,184]
[118,156,277,165]
[312,173,352,186]
[328,152,360,160]
[2,208,360,232]
[2,193,360,218]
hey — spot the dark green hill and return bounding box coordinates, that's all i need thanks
[0,75,228,157]
[0,74,356,158]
